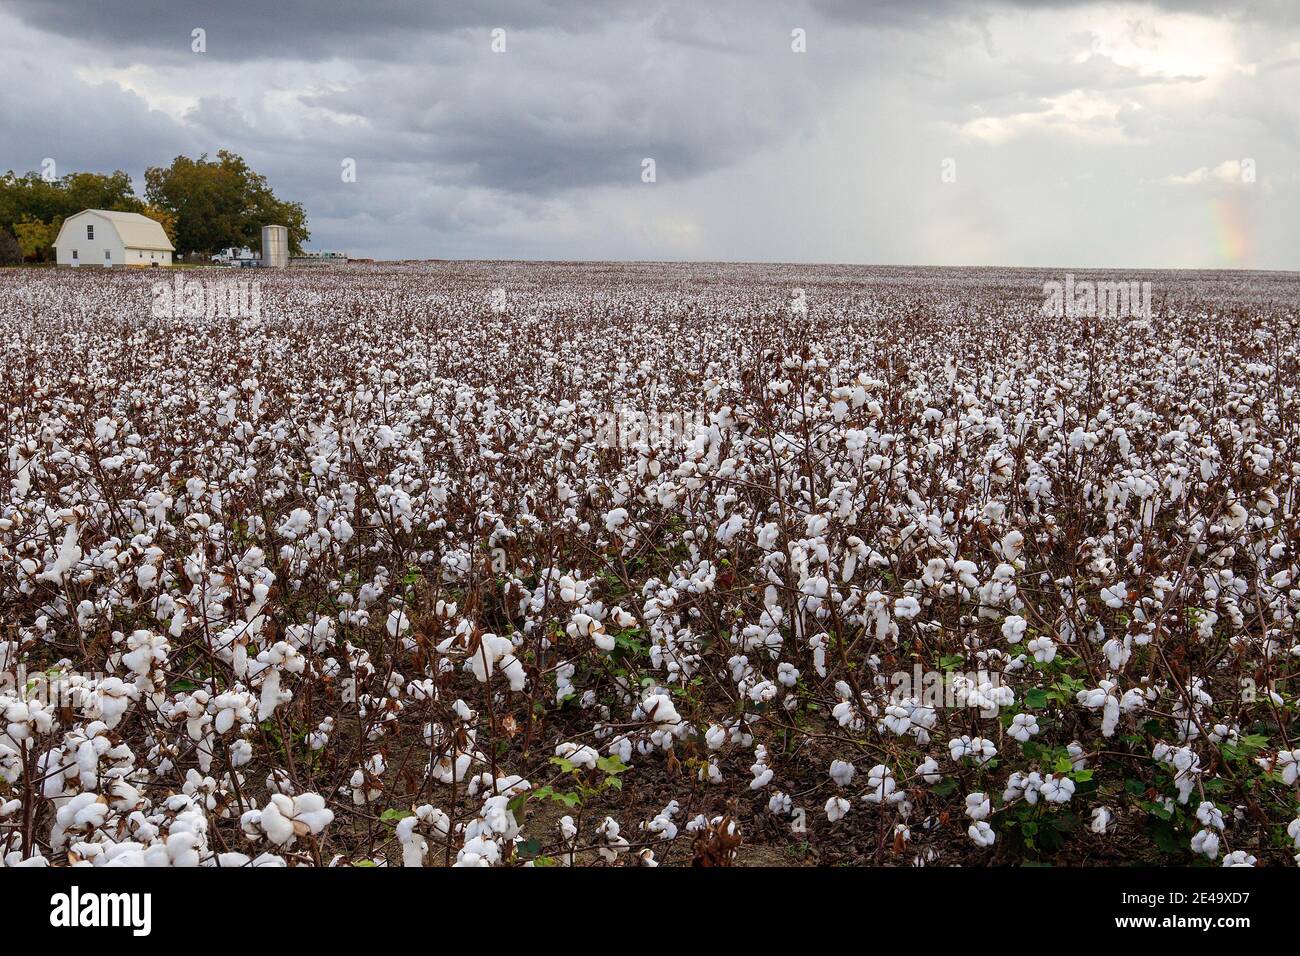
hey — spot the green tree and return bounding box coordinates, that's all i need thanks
[0,157,309,260]
[13,215,60,262]
[0,170,141,236]
[61,171,141,216]
[0,172,65,231]
[0,229,21,266]
[144,150,309,256]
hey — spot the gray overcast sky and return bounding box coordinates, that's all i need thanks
[2,0,1296,268]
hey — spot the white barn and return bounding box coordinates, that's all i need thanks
[55,209,175,268]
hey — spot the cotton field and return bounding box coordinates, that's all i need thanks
[2,262,1298,868]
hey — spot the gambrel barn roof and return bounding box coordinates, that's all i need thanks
[56,209,176,252]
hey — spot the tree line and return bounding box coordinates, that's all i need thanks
[0,150,309,264]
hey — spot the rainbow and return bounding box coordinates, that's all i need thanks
[1210,196,1250,265]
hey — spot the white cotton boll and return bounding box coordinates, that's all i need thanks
[397,818,427,868]
[1221,851,1256,867]
[555,742,599,770]
[277,508,312,540]
[499,654,526,691]
[1003,772,1045,810]
[291,793,335,836]
[965,792,991,820]
[640,693,680,728]
[1027,636,1056,663]
[1001,615,1027,644]
[829,760,855,787]
[39,522,82,585]
[1101,636,1131,671]
[1078,687,1108,710]
[862,764,899,805]
[568,612,614,653]
[953,560,979,589]
[950,735,995,763]
[1000,530,1024,562]
[1098,694,1120,737]
[1101,582,1128,609]
[386,609,410,638]
[831,700,859,731]
[968,821,996,847]
[922,558,948,584]
[917,757,942,785]
[705,724,727,750]
[1008,713,1039,743]
[121,629,169,678]
[309,717,336,751]
[825,796,850,823]
[746,679,778,704]
[1195,801,1224,830]
[94,678,137,729]
[1190,829,1220,859]
[767,792,792,815]
[455,836,501,867]
[1091,806,1113,834]
[1277,750,1300,786]
[605,735,633,764]
[1067,742,1088,771]
[469,633,513,684]
[259,795,297,845]
[1041,776,1074,803]
[970,738,996,764]
[349,755,385,805]
[257,670,285,722]
[716,513,744,543]
[596,816,630,862]
[165,831,203,867]
[604,507,629,532]
[894,596,920,620]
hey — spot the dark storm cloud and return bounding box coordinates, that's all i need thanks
[18,0,1293,59]
[282,43,804,194]
[0,46,199,176]
[812,0,1299,24]
[4,0,826,197]
[125,2,840,199]
[2,0,1295,266]
[4,0,645,61]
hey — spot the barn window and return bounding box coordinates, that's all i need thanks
[87,225,94,240]
[72,250,78,260]
[104,249,111,260]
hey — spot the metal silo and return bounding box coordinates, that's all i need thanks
[261,224,289,268]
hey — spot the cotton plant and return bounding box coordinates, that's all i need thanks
[243,793,335,847]
[1,264,1298,867]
